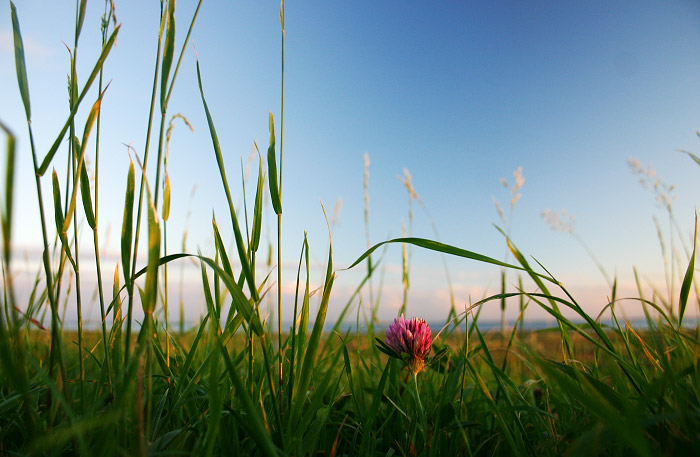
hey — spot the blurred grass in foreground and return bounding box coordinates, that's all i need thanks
[2,1,700,456]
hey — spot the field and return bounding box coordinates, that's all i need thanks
[2,1,700,456]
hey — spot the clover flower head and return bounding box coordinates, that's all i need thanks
[385,314,432,374]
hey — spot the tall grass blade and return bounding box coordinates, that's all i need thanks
[195,59,259,301]
[289,261,335,427]
[38,24,120,176]
[10,2,31,121]
[121,160,135,289]
[75,0,88,40]
[251,151,264,252]
[160,0,175,111]
[143,186,161,315]
[679,213,696,326]
[51,171,76,269]
[79,152,95,229]
[0,121,16,266]
[267,112,282,215]
[62,92,105,233]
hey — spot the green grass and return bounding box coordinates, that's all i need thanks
[2,1,700,455]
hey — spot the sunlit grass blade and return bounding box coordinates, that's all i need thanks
[289,256,335,428]
[51,171,76,270]
[267,112,282,215]
[79,150,95,229]
[198,255,263,336]
[251,149,264,252]
[38,24,120,176]
[212,215,234,278]
[142,186,160,316]
[160,0,175,112]
[346,237,548,281]
[195,58,259,301]
[162,173,171,221]
[121,160,135,290]
[678,213,696,327]
[62,88,106,233]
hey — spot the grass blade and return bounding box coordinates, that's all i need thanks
[0,121,16,265]
[51,170,75,269]
[195,58,259,301]
[251,149,264,252]
[160,0,176,112]
[679,213,696,327]
[267,112,281,215]
[143,186,161,315]
[121,160,135,289]
[346,237,549,282]
[62,89,105,233]
[10,2,31,121]
[38,24,120,176]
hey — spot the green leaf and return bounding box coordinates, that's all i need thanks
[78,140,95,229]
[347,236,544,278]
[199,256,263,336]
[359,359,391,452]
[0,121,16,264]
[38,25,120,176]
[121,160,135,289]
[682,150,700,168]
[212,215,234,278]
[160,0,176,111]
[10,2,31,121]
[251,149,264,252]
[195,58,259,301]
[267,112,282,215]
[76,0,88,40]
[290,269,335,426]
[142,186,161,315]
[51,171,75,270]
[162,173,171,222]
[679,213,697,326]
[62,89,105,233]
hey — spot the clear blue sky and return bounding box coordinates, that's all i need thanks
[2,1,700,325]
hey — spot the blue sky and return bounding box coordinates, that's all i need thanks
[2,1,700,325]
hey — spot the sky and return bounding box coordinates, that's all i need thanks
[2,1,700,327]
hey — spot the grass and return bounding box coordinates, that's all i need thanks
[2,1,700,455]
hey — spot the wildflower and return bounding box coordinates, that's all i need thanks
[384,314,432,374]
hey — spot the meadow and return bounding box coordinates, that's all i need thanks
[2,1,700,456]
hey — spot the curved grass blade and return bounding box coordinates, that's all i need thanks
[251,148,264,252]
[62,88,106,233]
[267,112,282,215]
[79,152,95,229]
[75,0,88,41]
[162,173,171,221]
[38,24,120,176]
[212,215,233,278]
[346,236,547,281]
[51,171,76,270]
[289,265,335,427]
[10,2,31,121]
[142,186,161,315]
[121,160,135,289]
[218,330,279,457]
[195,58,259,301]
[160,0,175,112]
[679,213,696,327]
